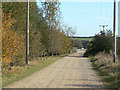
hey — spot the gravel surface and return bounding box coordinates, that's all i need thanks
[5,49,105,88]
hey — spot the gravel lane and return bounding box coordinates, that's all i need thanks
[5,50,105,88]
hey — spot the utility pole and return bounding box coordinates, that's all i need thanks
[26,0,29,64]
[99,25,108,31]
[113,0,116,63]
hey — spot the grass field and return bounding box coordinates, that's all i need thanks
[70,38,93,41]
[2,54,69,88]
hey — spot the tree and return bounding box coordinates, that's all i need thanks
[84,30,113,56]
[72,40,83,49]
[2,13,25,68]
[41,1,61,29]
[2,2,73,69]
[63,25,76,36]
[48,30,63,55]
[62,32,72,53]
[29,2,47,58]
[2,2,27,34]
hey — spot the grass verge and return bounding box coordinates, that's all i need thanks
[89,57,119,89]
[2,54,68,88]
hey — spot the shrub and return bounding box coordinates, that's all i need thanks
[93,53,119,88]
[95,54,116,73]
[84,30,113,57]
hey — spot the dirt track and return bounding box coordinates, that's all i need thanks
[5,50,105,88]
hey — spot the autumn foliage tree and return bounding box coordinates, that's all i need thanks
[2,13,25,68]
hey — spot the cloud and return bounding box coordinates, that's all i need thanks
[96,17,112,21]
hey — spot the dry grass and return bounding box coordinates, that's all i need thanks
[91,53,120,89]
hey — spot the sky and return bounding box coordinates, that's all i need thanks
[60,2,118,37]
[37,1,119,37]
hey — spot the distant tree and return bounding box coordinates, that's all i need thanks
[62,32,72,53]
[72,40,83,49]
[48,30,63,55]
[63,25,76,36]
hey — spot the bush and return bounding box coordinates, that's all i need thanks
[84,30,113,57]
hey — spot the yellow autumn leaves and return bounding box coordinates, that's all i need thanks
[2,13,24,68]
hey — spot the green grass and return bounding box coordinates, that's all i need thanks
[89,57,119,89]
[2,55,68,87]
[70,38,93,41]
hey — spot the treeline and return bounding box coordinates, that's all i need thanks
[72,40,89,49]
[2,2,72,69]
[69,36,94,38]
